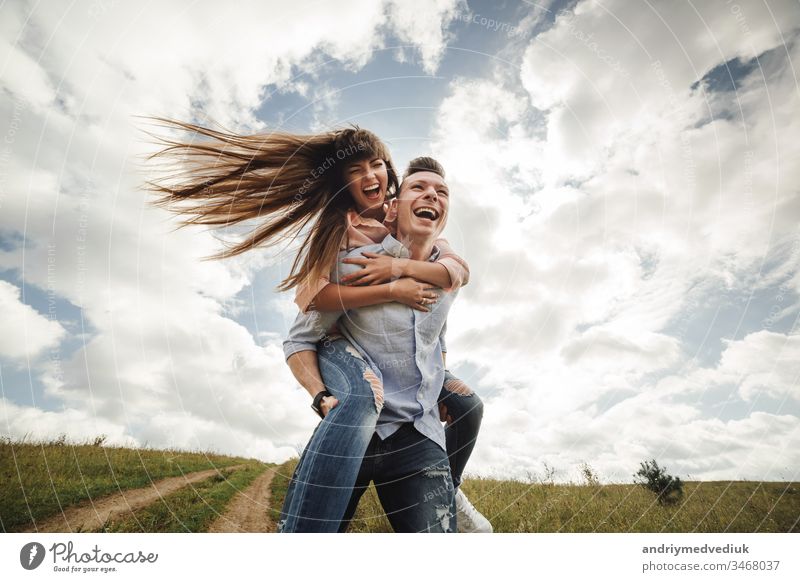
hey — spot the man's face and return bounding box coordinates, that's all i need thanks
[394,171,449,241]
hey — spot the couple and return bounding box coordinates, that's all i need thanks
[147,121,490,533]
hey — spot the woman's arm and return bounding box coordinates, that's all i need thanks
[339,238,469,290]
[340,254,453,288]
[310,282,391,311]
[311,279,440,312]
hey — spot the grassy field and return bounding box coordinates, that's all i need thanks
[0,435,258,532]
[3,438,798,533]
[269,458,800,533]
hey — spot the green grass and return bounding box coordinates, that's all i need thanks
[6,438,798,534]
[0,435,259,532]
[268,457,296,528]
[98,463,269,532]
[270,458,800,533]
[459,478,800,532]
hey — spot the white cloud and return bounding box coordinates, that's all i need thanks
[387,0,464,74]
[654,330,800,403]
[0,281,66,361]
[0,398,134,446]
[431,0,800,481]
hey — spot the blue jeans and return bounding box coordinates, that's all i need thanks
[278,338,381,532]
[339,423,456,533]
[278,338,482,532]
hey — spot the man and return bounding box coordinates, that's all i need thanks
[280,158,471,532]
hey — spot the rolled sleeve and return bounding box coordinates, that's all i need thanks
[434,238,470,291]
[282,309,341,361]
[294,274,331,313]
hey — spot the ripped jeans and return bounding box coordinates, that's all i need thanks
[339,423,456,532]
[278,337,482,532]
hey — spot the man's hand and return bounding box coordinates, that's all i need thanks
[340,252,407,286]
[320,394,339,418]
[388,277,440,312]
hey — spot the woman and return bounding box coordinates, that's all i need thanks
[145,119,489,532]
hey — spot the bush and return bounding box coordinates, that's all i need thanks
[634,459,684,505]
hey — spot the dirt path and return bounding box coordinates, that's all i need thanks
[206,466,276,533]
[19,464,248,533]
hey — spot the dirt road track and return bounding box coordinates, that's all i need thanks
[206,467,276,532]
[19,464,247,533]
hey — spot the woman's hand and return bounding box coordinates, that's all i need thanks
[341,252,407,286]
[387,277,440,312]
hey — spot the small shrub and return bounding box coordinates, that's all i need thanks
[580,462,600,487]
[634,459,683,505]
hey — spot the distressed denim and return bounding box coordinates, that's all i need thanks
[339,423,457,533]
[278,337,382,532]
[278,349,482,532]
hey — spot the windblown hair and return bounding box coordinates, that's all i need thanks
[142,117,399,292]
[402,156,445,181]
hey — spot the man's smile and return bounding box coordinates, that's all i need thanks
[413,206,440,221]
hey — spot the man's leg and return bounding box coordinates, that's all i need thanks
[438,371,492,532]
[337,433,379,532]
[279,338,383,532]
[373,424,457,533]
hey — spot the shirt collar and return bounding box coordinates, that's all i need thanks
[347,209,386,229]
[381,234,441,262]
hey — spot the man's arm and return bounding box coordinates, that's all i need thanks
[282,305,344,418]
[286,350,338,417]
[287,350,326,397]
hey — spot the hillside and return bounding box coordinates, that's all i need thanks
[2,439,797,533]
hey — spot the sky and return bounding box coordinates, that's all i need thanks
[1,0,799,484]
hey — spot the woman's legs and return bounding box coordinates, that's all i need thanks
[278,338,383,532]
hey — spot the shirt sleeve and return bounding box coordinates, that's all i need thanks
[294,274,331,314]
[434,238,470,291]
[282,308,342,361]
[438,319,447,354]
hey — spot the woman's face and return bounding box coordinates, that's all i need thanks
[344,157,389,216]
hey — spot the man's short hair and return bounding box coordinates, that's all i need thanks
[402,156,445,181]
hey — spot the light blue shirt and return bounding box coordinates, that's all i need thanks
[283,234,456,451]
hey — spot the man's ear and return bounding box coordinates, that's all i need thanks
[384,198,399,224]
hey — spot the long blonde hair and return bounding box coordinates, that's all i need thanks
[141,117,399,291]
